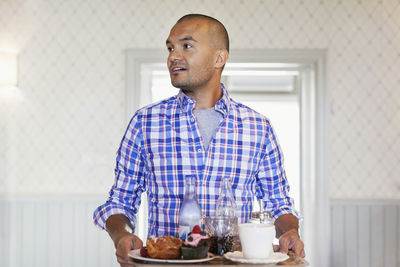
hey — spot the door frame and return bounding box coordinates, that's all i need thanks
[126,49,329,267]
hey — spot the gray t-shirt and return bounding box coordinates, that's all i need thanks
[193,108,223,150]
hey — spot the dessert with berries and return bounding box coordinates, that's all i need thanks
[180,225,210,259]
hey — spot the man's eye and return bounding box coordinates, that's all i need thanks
[184,43,192,49]
[167,47,174,52]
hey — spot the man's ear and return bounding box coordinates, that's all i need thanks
[215,49,229,69]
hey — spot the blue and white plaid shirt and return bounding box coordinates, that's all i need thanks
[93,84,298,237]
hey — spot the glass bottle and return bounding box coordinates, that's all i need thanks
[178,175,202,240]
[207,177,239,255]
[216,177,238,218]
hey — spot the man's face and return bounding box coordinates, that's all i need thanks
[166,19,217,92]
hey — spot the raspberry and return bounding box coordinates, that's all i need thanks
[192,225,201,234]
[140,247,148,258]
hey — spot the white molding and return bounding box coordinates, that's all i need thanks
[125,49,329,267]
[0,194,105,202]
[312,51,330,267]
[125,49,167,123]
[331,198,400,205]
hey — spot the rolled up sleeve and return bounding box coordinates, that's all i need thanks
[93,113,146,230]
[255,122,300,221]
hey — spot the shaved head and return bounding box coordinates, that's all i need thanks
[166,13,230,91]
[176,14,229,53]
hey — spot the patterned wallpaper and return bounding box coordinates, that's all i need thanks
[0,0,399,198]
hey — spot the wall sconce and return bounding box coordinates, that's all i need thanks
[0,52,18,87]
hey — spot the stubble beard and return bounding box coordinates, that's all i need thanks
[171,77,191,92]
[170,70,213,94]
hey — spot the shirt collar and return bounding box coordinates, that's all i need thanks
[176,83,231,117]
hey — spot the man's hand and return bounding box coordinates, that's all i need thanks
[278,228,305,258]
[115,233,143,267]
[105,214,143,267]
[274,214,305,258]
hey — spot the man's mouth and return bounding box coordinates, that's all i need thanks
[171,66,187,73]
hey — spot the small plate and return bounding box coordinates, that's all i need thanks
[128,249,215,264]
[224,251,289,264]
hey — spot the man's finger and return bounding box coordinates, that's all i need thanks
[116,248,134,266]
[278,236,289,254]
[117,256,135,266]
[292,240,304,256]
[131,236,143,249]
[116,249,130,259]
[116,255,130,263]
[300,248,306,258]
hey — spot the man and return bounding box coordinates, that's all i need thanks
[94,14,305,266]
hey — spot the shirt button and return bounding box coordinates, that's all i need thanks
[191,118,195,122]
[197,148,202,153]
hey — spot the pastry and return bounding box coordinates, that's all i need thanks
[146,235,183,259]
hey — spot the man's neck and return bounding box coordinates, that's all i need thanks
[183,83,223,110]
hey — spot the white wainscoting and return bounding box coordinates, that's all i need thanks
[0,195,119,267]
[1,197,400,267]
[331,199,400,267]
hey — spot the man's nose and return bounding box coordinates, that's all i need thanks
[168,49,183,62]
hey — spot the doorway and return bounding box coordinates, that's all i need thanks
[126,49,329,267]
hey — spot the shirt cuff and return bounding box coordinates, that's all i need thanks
[93,202,136,231]
[271,206,302,223]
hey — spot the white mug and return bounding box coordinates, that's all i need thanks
[238,223,275,259]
